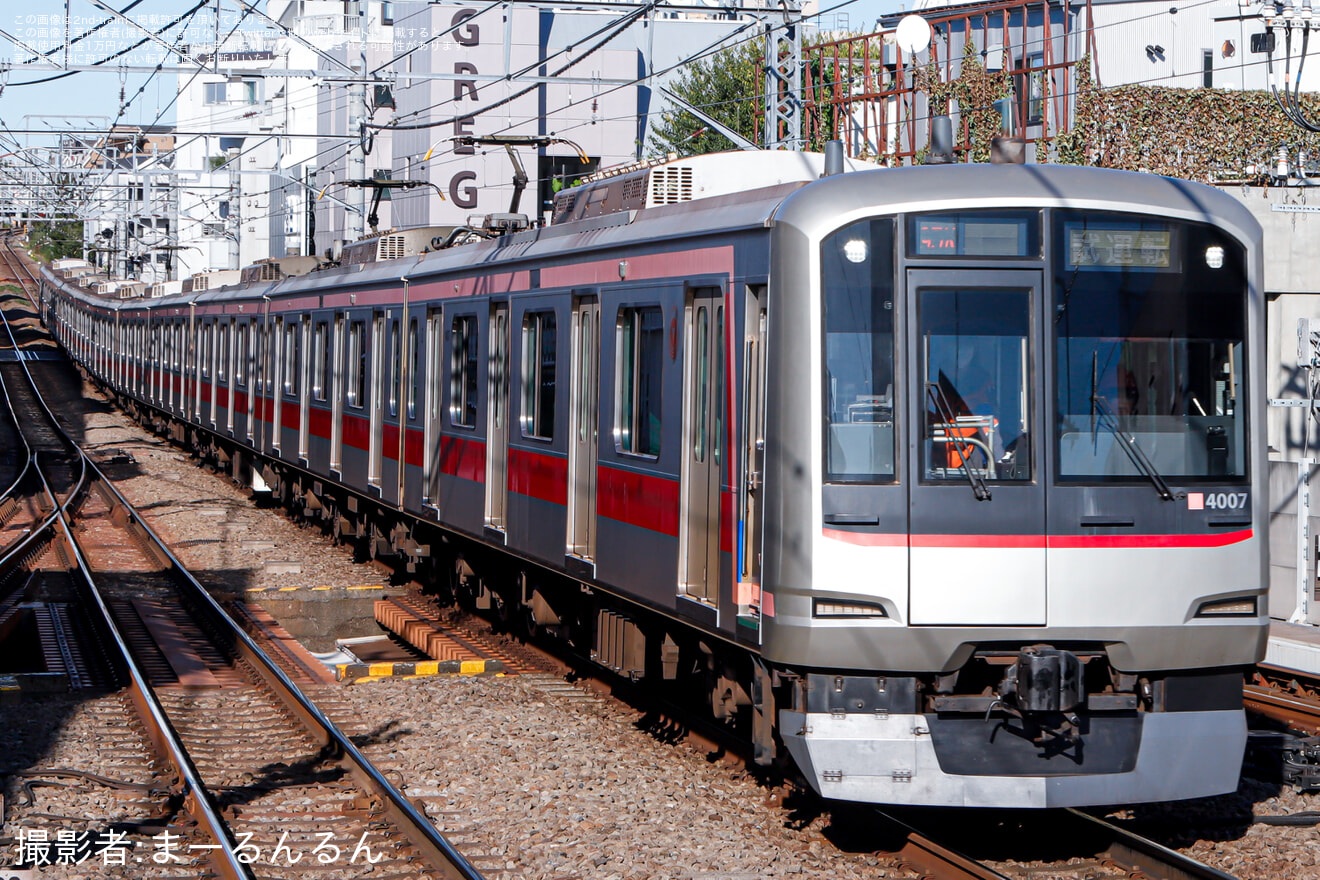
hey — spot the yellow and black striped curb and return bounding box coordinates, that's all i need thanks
[335,658,504,683]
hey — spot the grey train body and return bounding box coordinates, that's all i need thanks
[42,158,1267,808]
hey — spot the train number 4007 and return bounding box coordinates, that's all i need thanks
[1204,492,1249,510]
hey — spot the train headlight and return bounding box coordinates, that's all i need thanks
[1205,245,1225,269]
[1195,596,1256,617]
[843,239,868,263]
[814,599,887,618]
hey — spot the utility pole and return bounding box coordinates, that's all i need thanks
[345,2,369,242]
[763,0,802,150]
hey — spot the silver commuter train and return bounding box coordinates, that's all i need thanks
[41,150,1266,808]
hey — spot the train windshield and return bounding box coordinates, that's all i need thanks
[1053,211,1247,482]
[822,218,897,483]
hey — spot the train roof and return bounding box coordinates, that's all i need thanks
[45,160,1263,314]
[772,162,1263,247]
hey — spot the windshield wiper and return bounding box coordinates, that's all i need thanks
[1089,393,1176,501]
[926,382,991,501]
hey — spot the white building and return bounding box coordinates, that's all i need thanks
[311,3,398,258]
[169,1,788,262]
[175,1,395,274]
[69,128,177,286]
[340,1,777,243]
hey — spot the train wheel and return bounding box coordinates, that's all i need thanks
[520,605,540,640]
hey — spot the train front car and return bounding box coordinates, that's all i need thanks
[763,164,1265,808]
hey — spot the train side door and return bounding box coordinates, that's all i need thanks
[905,269,1046,625]
[485,301,510,534]
[330,314,345,473]
[368,313,385,488]
[271,317,284,452]
[299,316,311,461]
[737,285,767,631]
[424,306,444,510]
[679,287,725,607]
[566,295,600,566]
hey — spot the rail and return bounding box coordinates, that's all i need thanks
[1,233,42,307]
[1063,808,1240,880]
[884,807,1238,880]
[1246,662,1320,735]
[0,245,74,570]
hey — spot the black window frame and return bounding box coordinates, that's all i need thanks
[450,314,479,428]
[347,320,366,408]
[821,216,899,484]
[1050,209,1250,485]
[907,210,1042,260]
[615,305,664,458]
[313,321,329,401]
[283,321,300,397]
[521,310,557,441]
[389,319,401,417]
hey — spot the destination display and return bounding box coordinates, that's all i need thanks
[1067,227,1173,269]
[909,211,1038,257]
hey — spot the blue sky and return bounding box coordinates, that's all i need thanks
[0,0,258,137]
[0,0,901,142]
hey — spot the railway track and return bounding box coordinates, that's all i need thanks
[886,807,1240,880]
[0,231,40,305]
[1245,662,1320,736]
[0,243,482,878]
[0,237,48,557]
[392,596,1240,880]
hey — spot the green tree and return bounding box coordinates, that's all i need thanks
[650,35,884,159]
[28,218,84,262]
[649,41,763,157]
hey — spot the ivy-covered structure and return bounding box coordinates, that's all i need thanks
[804,0,1316,183]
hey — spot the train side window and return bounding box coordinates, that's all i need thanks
[407,319,419,421]
[284,322,300,396]
[521,310,556,441]
[201,325,211,379]
[347,321,365,408]
[389,319,401,417]
[822,217,898,483]
[615,305,663,457]
[272,318,284,394]
[258,325,269,394]
[313,321,328,401]
[249,324,259,387]
[450,315,478,428]
[217,323,229,382]
[236,324,248,386]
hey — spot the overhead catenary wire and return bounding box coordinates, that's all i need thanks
[2,0,1298,243]
[8,0,212,88]
[368,0,666,132]
[5,0,1216,188]
[69,6,223,216]
[405,8,1297,194]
